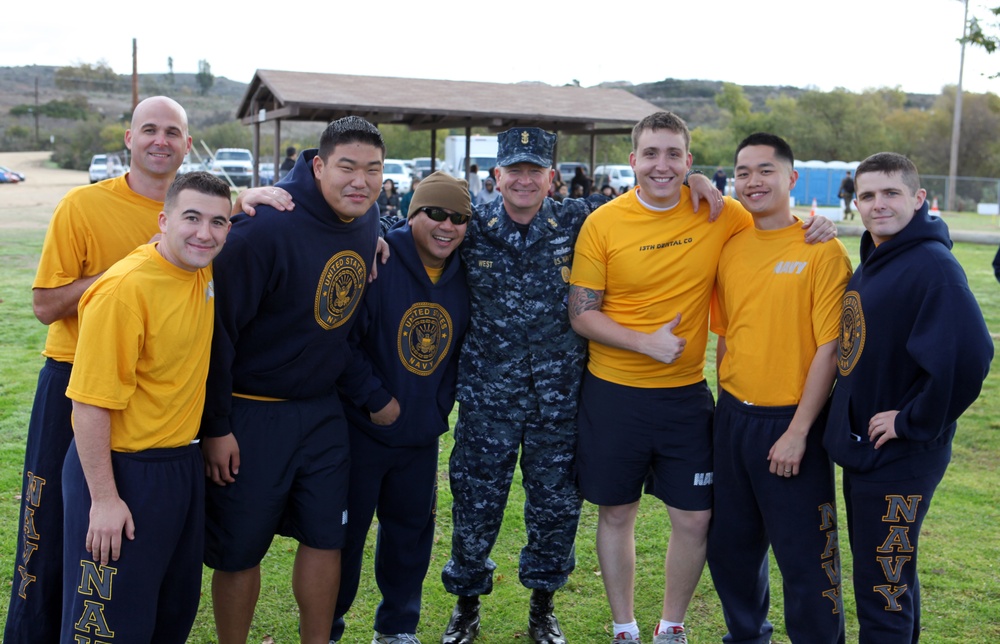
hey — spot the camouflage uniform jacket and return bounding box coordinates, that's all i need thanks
[457,195,606,422]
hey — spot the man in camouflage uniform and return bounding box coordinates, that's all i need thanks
[440,127,721,644]
[441,127,595,644]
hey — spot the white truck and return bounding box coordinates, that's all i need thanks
[444,135,498,183]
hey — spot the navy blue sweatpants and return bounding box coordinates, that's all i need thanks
[61,441,204,644]
[707,391,844,644]
[5,358,73,644]
[331,425,439,640]
[842,451,948,644]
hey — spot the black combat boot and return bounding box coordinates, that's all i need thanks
[528,589,566,643]
[441,595,480,644]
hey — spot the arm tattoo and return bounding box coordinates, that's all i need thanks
[568,285,604,319]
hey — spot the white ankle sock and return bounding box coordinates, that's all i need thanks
[613,620,640,639]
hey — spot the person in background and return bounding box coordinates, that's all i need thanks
[400,176,421,218]
[838,171,855,220]
[713,166,728,195]
[378,179,402,219]
[280,146,297,180]
[474,177,501,206]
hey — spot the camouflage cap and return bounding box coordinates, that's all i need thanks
[497,127,556,168]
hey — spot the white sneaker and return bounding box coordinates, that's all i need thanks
[372,631,421,644]
[653,625,687,644]
[612,631,641,642]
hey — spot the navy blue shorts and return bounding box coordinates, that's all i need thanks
[61,440,204,643]
[204,394,350,572]
[576,373,714,510]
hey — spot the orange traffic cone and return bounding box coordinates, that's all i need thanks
[810,198,817,217]
[930,197,940,214]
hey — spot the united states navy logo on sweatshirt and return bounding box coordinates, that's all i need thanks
[399,303,453,376]
[315,251,366,330]
[838,290,865,376]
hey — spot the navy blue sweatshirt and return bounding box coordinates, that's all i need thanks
[202,149,380,437]
[338,219,470,447]
[824,202,993,474]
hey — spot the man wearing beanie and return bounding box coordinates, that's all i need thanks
[332,171,472,644]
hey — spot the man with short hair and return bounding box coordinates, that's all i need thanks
[569,112,834,643]
[331,171,472,644]
[60,171,232,643]
[441,126,723,644]
[824,152,992,643]
[5,96,286,644]
[707,133,851,644]
[201,115,383,644]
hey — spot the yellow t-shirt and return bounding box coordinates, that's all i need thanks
[33,175,164,362]
[66,244,215,451]
[571,188,751,388]
[711,222,852,405]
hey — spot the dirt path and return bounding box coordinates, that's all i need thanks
[0,151,88,229]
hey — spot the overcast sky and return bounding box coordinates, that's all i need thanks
[5,0,999,96]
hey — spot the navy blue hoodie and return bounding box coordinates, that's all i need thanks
[338,219,470,447]
[202,149,380,438]
[824,202,993,475]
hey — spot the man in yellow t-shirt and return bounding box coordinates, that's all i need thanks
[569,113,835,643]
[61,172,232,643]
[707,133,851,644]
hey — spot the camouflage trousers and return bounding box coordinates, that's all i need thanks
[441,404,583,596]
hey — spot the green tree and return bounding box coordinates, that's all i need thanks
[193,121,251,152]
[196,59,214,96]
[167,56,175,86]
[54,61,120,92]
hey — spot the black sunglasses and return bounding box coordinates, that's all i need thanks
[419,207,471,225]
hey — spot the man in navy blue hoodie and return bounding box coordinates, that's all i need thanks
[331,172,472,644]
[200,116,383,644]
[824,152,993,644]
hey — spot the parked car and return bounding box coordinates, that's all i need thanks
[176,153,208,176]
[382,159,412,193]
[593,164,636,192]
[258,162,275,186]
[412,157,445,179]
[88,154,109,183]
[0,166,25,182]
[210,148,254,187]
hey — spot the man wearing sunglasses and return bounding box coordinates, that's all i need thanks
[331,171,472,644]
[440,127,724,643]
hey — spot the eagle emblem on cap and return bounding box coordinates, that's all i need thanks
[521,131,530,144]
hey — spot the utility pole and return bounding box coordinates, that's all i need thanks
[33,77,39,148]
[132,38,139,111]
[947,0,970,212]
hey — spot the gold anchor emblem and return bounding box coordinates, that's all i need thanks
[521,131,530,144]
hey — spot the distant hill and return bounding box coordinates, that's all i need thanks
[0,65,940,135]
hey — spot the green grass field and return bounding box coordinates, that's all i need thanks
[1,226,997,643]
